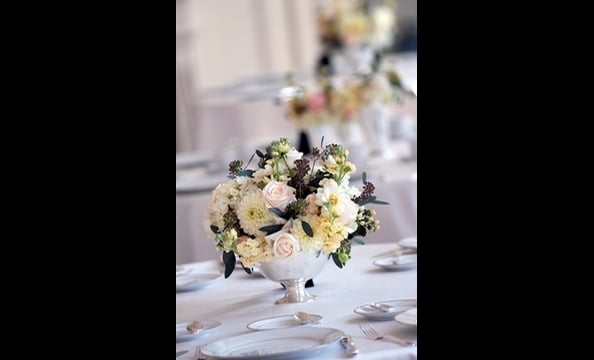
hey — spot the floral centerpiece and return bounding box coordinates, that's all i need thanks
[281,71,399,128]
[204,137,387,283]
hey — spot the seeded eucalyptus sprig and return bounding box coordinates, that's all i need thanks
[228,151,257,178]
[287,158,311,198]
[353,172,390,205]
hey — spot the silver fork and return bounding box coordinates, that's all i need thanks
[359,322,417,347]
[194,344,206,360]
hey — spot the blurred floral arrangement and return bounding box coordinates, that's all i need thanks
[204,137,387,278]
[280,69,406,129]
[317,0,397,50]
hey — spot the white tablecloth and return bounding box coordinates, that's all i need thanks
[176,243,417,360]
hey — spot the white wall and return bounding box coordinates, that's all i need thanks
[186,0,320,90]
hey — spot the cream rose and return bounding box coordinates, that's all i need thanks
[305,194,319,215]
[269,231,300,258]
[262,181,296,211]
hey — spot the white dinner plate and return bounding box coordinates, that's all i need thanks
[176,273,222,292]
[200,327,344,360]
[353,299,417,320]
[176,173,228,194]
[395,307,417,327]
[176,151,214,169]
[373,254,417,270]
[246,314,323,331]
[176,265,186,276]
[176,320,222,341]
[398,237,417,250]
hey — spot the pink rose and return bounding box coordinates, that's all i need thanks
[270,231,300,258]
[262,181,296,212]
[306,93,326,113]
[305,194,319,215]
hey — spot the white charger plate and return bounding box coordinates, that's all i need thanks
[395,307,417,326]
[246,314,323,331]
[176,320,222,341]
[176,273,222,292]
[373,254,417,270]
[354,299,417,320]
[200,327,344,360]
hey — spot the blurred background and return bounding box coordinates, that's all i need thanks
[176,0,416,153]
[176,0,417,264]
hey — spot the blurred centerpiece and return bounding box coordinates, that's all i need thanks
[281,68,403,162]
[316,0,398,76]
[205,137,386,304]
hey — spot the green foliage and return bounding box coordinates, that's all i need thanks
[302,221,314,237]
[223,251,236,278]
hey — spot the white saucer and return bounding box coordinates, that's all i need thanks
[395,307,417,326]
[176,272,222,292]
[176,320,221,341]
[373,254,417,270]
[354,298,417,320]
[398,237,417,250]
[247,314,323,330]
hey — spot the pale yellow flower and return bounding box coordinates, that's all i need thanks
[292,216,324,253]
[236,191,279,236]
[238,236,273,267]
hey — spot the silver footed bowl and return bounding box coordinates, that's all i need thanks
[259,251,329,305]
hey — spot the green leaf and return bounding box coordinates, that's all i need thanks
[301,221,313,237]
[358,227,367,237]
[331,253,344,268]
[356,195,374,205]
[362,171,367,184]
[210,225,220,233]
[259,224,284,235]
[256,149,265,158]
[242,265,253,275]
[222,251,236,278]
[352,237,365,245]
[370,199,390,205]
[236,169,254,178]
[302,221,314,237]
[269,207,284,218]
[357,195,388,206]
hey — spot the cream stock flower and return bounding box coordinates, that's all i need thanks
[235,236,274,267]
[206,180,240,228]
[316,178,359,233]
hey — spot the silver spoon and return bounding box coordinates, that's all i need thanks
[293,311,321,324]
[369,303,396,312]
[186,320,204,334]
[340,335,359,356]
